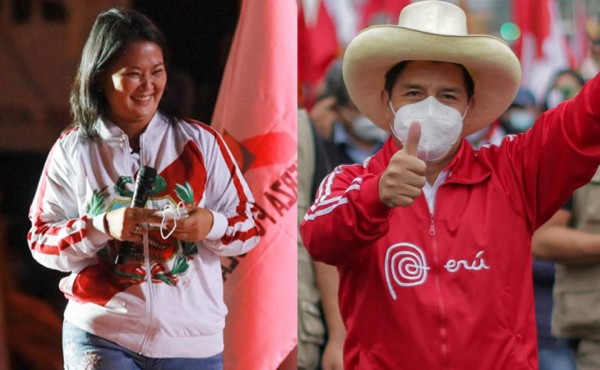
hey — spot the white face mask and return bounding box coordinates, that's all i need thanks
[351,115,389,142]
[389,96,467,162]
[508,110,535,132]
[545,88,567,109]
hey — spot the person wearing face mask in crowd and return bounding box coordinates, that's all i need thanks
[533,170,600,370]
[298,109,345,370]
[300,1,600,369]
[543,69,586,111]
[303,58,361,370]
[499,87,539,135]
[309,59,388,167]
[27,8,259,369]
[466,87,538,149]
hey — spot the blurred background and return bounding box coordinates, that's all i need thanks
[299,0,600,107]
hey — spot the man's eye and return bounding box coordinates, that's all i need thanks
[440,94,457,100]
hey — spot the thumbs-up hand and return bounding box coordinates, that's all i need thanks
[378,122,427,207]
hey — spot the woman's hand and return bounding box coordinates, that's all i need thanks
[104,207,157,242]
[168,206,214,242]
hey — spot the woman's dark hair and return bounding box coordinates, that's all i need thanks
[70,8,176,137]
[384,60,475,100]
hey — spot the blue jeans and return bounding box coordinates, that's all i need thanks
[538,338,576,370]
[63,321,223,370]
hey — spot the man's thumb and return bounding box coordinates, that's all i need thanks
[403,121,421,156]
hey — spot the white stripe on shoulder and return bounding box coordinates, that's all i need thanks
[304,197,349,221]
[307,171,364,221]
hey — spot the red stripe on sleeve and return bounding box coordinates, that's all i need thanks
[185,119,254,232]
[29,229,86,256]
[222,227,260,245]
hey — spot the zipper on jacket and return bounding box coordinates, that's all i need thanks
[430,213,449,368]
[139,132,152,354]
[138,230,156,354]
[124,132,155,355]
[139,132,156,355]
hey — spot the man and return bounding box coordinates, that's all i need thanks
[298,109,344,370]
[310,59,388,167]
[499,87,539,135]
[467,87,537,150]
[533,174,600,370]
[300,1,600,369]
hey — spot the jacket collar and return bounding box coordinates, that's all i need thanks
[94,112,167,140]
[444,140,491,185]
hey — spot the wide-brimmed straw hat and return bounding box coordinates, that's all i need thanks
[342,0,521,135]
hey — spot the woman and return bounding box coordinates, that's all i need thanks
[27,8,259,369]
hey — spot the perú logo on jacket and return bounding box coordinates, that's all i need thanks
[384,243,490,300]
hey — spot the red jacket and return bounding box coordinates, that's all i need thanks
[300,75,600,369]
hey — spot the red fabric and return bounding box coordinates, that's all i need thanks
[513,0,550,59]
[68,262,124,306]
[298,1,339,107]
[301,75,600,369]
[28,223,85,255]
[570,0,589,68]
[153,138,206,205]
[512,0,570,100]
[211,0,297,368]
[359,0,412,29]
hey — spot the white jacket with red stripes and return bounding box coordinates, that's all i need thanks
[27,112,260,358]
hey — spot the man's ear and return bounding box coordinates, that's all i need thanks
[463,97,475,126]
[382,89,392,122]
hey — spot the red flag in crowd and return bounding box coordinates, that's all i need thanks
[512,0,570,99]
[211,0,297,368]
[298,0,339,108]
[359,0,412,29]
[569,0,590,68]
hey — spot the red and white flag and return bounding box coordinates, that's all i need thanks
[512,0,571,100]
[568,0,589,69]
[298,0,339,108]
[359,0,412,29]
[211,0,297,368]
